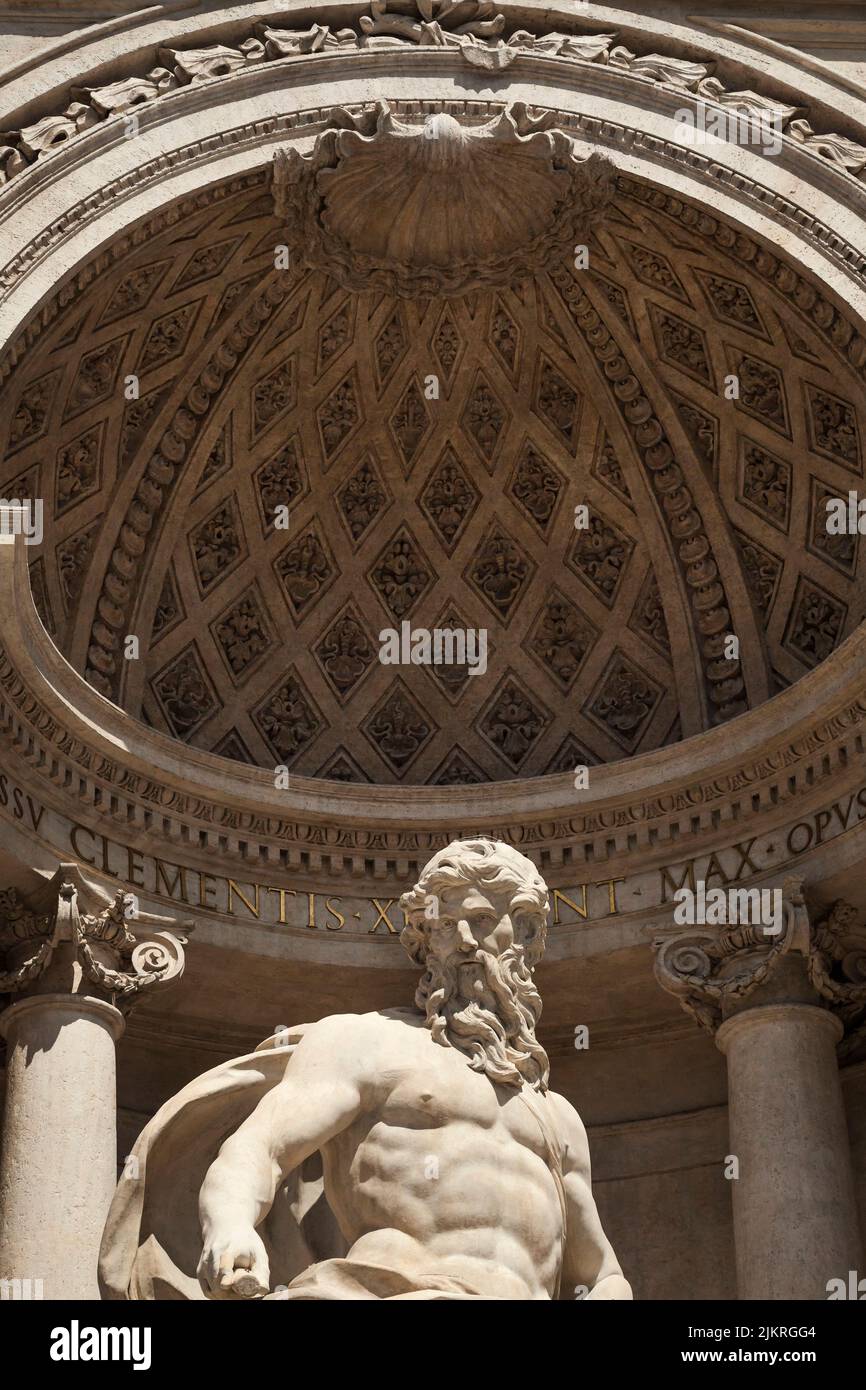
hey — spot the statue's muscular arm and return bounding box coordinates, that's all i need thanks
[549,1092,633,1301]
[198,1017,366,1297]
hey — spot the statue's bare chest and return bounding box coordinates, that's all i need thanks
[370,1027,552,1160]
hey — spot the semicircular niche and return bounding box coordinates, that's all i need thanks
[2,137,865,785]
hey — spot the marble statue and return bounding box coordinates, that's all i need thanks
[99,839,632,1300]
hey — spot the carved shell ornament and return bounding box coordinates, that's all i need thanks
[272,103,616,296]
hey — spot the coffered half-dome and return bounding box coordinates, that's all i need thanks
[2,150,865,784]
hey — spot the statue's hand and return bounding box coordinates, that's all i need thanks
[198,1224,271,1300]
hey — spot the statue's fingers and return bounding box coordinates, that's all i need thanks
[252,1250,271,1290]
[197,1250,217,1293]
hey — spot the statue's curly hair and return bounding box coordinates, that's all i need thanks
[399,838,549,968]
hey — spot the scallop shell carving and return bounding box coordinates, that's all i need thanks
[273,102,615,297]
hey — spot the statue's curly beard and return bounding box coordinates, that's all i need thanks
[416,947,549,1092]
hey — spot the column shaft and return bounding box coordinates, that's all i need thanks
[717,1003,862,1300]
[0,994,124,1300]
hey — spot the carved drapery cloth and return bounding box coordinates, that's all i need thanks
[0,866,191,1012]
[653,879,866,1053]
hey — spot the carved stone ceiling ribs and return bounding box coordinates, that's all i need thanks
[2,178,865,784]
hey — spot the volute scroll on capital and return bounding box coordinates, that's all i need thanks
[0,863,193,1013]
[653,877,866,1048]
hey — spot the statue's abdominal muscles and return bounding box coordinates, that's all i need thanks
[321,1051,563,1298]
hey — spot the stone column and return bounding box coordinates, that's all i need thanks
[717,1001,861,1298]
[0,864,190,1300]
[654,882,866,1301]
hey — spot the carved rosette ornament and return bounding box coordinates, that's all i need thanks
[653,878,866,1050]
[272,103,615,296]
[0,865,191,1013]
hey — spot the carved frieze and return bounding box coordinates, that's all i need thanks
[0,4,864,198]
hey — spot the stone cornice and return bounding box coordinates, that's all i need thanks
[1,2,865,126]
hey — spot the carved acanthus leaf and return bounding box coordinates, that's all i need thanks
[0,7,862,190]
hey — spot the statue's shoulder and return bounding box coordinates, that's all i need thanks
[377,1005,424,1027]
[545,1088,590,1159]
[300,1006,421,1041]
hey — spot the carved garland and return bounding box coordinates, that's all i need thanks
[549,260,746,726]
[654,884,866,1051]
[0,880,187,1008]
[1,4,865,193]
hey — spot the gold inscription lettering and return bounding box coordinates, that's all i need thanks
[267,887,296,925]
[596,877,625,915]
[126,848,146,888]
[198,872,218,909]
[154,859,189,903]
[660,861,696,902]
[552,887,588,924]
[325,896,345,931]
[69,823,97,866]
[368,899,397,934]
[227,880,260,919]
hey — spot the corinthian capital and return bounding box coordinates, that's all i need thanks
[653,877,866,1046]
[0,863,192,1013]
[807,899,866,1055]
